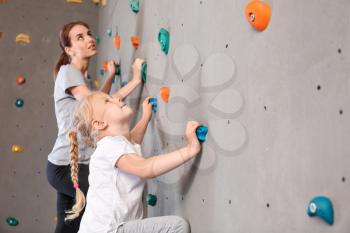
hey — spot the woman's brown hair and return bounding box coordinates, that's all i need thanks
[54,21,90,78]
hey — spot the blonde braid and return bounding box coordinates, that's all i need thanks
[65,129,86,221]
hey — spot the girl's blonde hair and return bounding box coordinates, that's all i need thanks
[65,92,99,221]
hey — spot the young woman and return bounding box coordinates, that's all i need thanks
[46,21,144,233]
[67,92,202,233]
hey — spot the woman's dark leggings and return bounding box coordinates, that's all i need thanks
[46,161,89,233]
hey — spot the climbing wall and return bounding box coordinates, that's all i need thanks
[0,1,98,232]
[97,0,350,232]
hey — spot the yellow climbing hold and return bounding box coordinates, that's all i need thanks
[92,0,99,4]
[94,79,99,88]
[101,0,107,6]
[11,144,24,153]
[66,0,83,3]
[15,33,31,44]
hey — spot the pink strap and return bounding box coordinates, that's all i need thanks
[73,182,79,189]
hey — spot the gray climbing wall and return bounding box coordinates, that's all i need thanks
[96,0,350,232]
[0,1,98,232]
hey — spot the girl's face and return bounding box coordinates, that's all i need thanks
[66,24,96,60]
[91,93,133,129]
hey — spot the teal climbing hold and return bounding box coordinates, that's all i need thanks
[307,196,334,225]
[141,62,147,82]
[106,29,112,38]
[95,36,100,45]
[158,28,170,55]
[15,98,24,108]
[100,69,105,76]
[196,125,208,142]
[149,98,157,113]
[146,194,157,206]
[6,217,19,226]
[115,63,121,76]
[129,0,140,13]
[121,80,128,87]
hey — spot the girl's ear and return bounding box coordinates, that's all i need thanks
[92,120,108,130]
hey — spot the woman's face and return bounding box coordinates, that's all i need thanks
[92,93,133,128]
[66,24,97,60]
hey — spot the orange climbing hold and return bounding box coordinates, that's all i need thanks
[131,36,139,49]
[114,35,121,49]
[160,86,170,103]
[11,144,24,153]
[0,32,3,38]
[103,61,108,71]
[16,75,26,85]
[245,0,271,32]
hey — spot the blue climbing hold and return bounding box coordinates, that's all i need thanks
[95,36,100,45]
[307,196,334,225]
[141,62,147,82]
[15,98,24,108]
[149,98,157,113]
[6,217,19,226]
[106,29,112,38]
[100,69,105,76]
[129,0,140,13]
[146,194,157,206]
[196,125,208,142]
[121,80,128,87]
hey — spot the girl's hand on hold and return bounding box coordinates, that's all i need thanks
[107,60,116,77]
[132,58,144,83]
[185,121,202,157]
[142,96,153,120]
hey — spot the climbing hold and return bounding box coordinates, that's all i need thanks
[196,125,208,142]
[66,0,82,3]
[158,28,170,55]
[103,61,108,72]
[15,33,31,44]
[131,36,139,49]
[15,98,24,108]
[115,63,121,76]
[0,0,7,4]
[106,29,112,38]
[307,196,334,225]
[149,98,158,113]
[94,79,99,88]
[146,194,157,206]
[160,86,170,103]
[245,0,271,32]
[0,32,3,38]
[141,62,147,82]
[100,69,105,76]
[6,217,19,226]
[11,144,24,153]
[92,0,99,4]
[101,0,107,6]
[16,75,26,85]
[114,35,121,49]
[121,80,128,87]
[95,36,100,45]
[129,0,140,13]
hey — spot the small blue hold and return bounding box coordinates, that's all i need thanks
[307,196,334,225]
[149,98,157,113]
[121,81,128,88]
[106,29,112,38]
[100,69,105,76]
[196,125,208,142]
[15,98,24,108]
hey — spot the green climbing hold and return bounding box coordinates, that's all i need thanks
[129,0,140,13]
[141,62,147,82]
[115,63,121,76]
[95,36,100,45]
[146,194,157,206]
[6,217,19,226]
[158,28,170,55]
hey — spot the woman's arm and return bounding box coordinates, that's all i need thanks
[111,58,144,100]
[69,85,91,101]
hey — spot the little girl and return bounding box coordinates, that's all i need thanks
[67,91,202,233]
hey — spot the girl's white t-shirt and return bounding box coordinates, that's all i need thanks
[78,136,145,233]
